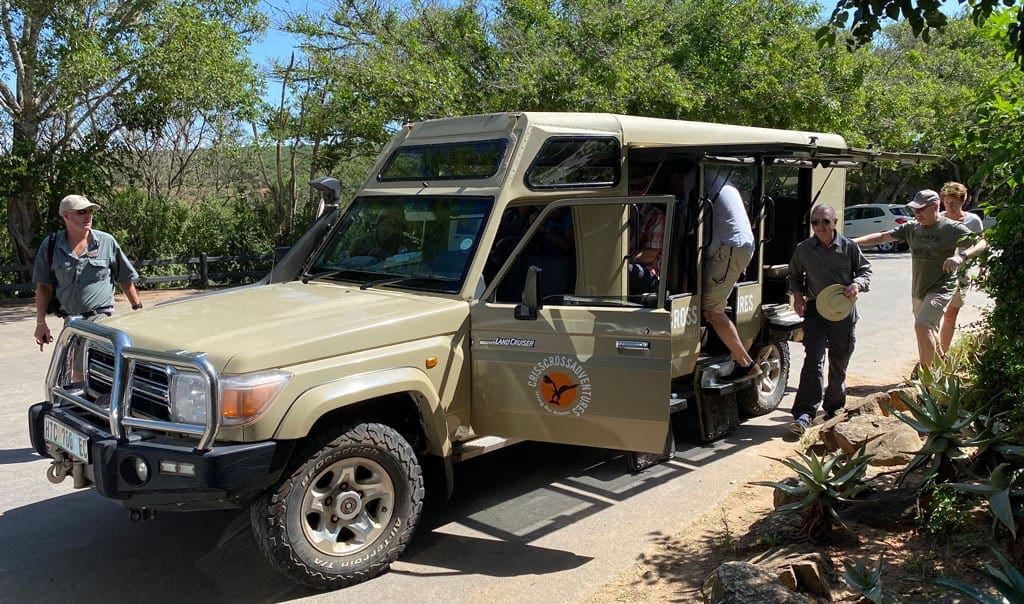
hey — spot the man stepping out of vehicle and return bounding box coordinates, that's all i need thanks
[703,170,761,382]
[852,189,986,373]
[787,205,872,436]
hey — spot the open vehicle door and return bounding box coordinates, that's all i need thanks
[470,197,674,455]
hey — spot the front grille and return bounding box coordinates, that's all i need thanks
[87,347,172,421]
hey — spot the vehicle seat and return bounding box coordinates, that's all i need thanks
[496,255,576,304]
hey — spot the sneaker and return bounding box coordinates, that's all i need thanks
[721,362,763,383]
[790,414,811,436]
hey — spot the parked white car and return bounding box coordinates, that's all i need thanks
[843,204,913,252]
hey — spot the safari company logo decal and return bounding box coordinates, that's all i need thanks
[527,355,592,416]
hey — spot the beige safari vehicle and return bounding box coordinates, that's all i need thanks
[28,112,919,589]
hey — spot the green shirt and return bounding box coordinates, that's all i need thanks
[889,217,972,300]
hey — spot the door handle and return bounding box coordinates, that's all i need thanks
[616,340,651,355]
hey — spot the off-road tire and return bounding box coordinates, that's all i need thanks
[739,339,790,416]
[250,422,424,589]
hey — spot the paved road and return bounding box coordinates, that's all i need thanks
[0,253,990,603]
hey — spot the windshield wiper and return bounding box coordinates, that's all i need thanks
[360,275,406,290]
[301,268,347,284]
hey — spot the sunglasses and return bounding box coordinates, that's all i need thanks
[810,219,834,226]
[75,209,94,215]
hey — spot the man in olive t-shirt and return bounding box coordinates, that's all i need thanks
[852,189,986,370]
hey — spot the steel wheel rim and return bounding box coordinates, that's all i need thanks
[756,344,782,397]
[301,456,396,556]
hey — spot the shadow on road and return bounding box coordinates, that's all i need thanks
[3,407,790,602]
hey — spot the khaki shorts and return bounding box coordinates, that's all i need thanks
[912,291,953,330]
[702,245,754,313]
[949,286,965,309]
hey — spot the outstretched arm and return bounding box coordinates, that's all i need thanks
[851,231,897,247]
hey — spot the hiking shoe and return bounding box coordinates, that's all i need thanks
[721,362,763,383]
[790,414,811,436]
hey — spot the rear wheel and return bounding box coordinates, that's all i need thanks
[739,339,790,416]
[876,241,897,253]
[250,422,424,589]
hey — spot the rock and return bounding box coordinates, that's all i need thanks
[885,387,917,415]
[702,561,807,603]
[747,546,834,599]
[846,392,890,416]
[830,415,922,466]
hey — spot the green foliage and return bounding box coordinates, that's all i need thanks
[753,447,871,540]
[918,480,975,535]
[818,0,1024,71]
[93,189,279,287]
[949,463,1024,539]
[277,0,867,159]
[914,549,1024,604]
[962,42,1024,429]
[842,554,901,604]
[0,0,267,263]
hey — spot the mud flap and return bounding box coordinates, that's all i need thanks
[625,426,676,473]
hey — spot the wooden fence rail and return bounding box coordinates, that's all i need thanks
[0,253,275,296]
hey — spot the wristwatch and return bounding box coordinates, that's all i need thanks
[958,251,969,261]
[131,303,143,310]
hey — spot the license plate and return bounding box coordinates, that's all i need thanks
[44,416,90,463]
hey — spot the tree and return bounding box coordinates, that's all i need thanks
[274,0,866,168]
[818,0,1024,70]
[0,0,267,265]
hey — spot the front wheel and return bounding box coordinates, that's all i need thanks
[739,339,790,416]
[250,423,424,589]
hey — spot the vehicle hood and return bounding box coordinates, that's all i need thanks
[99,282,470,373]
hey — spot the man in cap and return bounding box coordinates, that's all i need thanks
[33,194,143,351]
[787,205,872,436]
[852,189,987,372]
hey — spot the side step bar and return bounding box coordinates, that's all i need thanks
[451,435,523,463]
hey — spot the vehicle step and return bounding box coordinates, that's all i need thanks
[451,435,522,462]
[669,395,688,413]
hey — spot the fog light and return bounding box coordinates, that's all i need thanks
[119,455,151,486]
[134,457,149,482]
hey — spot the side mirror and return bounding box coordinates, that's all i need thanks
[309,177,341,218]
[514,265,542,320]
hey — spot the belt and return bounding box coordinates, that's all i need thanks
[77,306,114,319]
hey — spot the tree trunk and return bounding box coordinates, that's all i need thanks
[7,119,43,266]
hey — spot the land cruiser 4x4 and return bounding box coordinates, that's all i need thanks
[28,112,921,589]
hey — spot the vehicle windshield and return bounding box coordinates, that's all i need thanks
[309,196,493,293]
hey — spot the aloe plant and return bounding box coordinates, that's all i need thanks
[841,554,901,604]
[891,361,1008,485]
[754,447,871,539]
[914,549,1024,603]
[949,463,1024,539]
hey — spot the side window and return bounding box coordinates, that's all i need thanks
[525,137,620,189]
[490,201,663,308]
[865,207,884,219]
[844,207,860,221]
[492,204,578,305]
